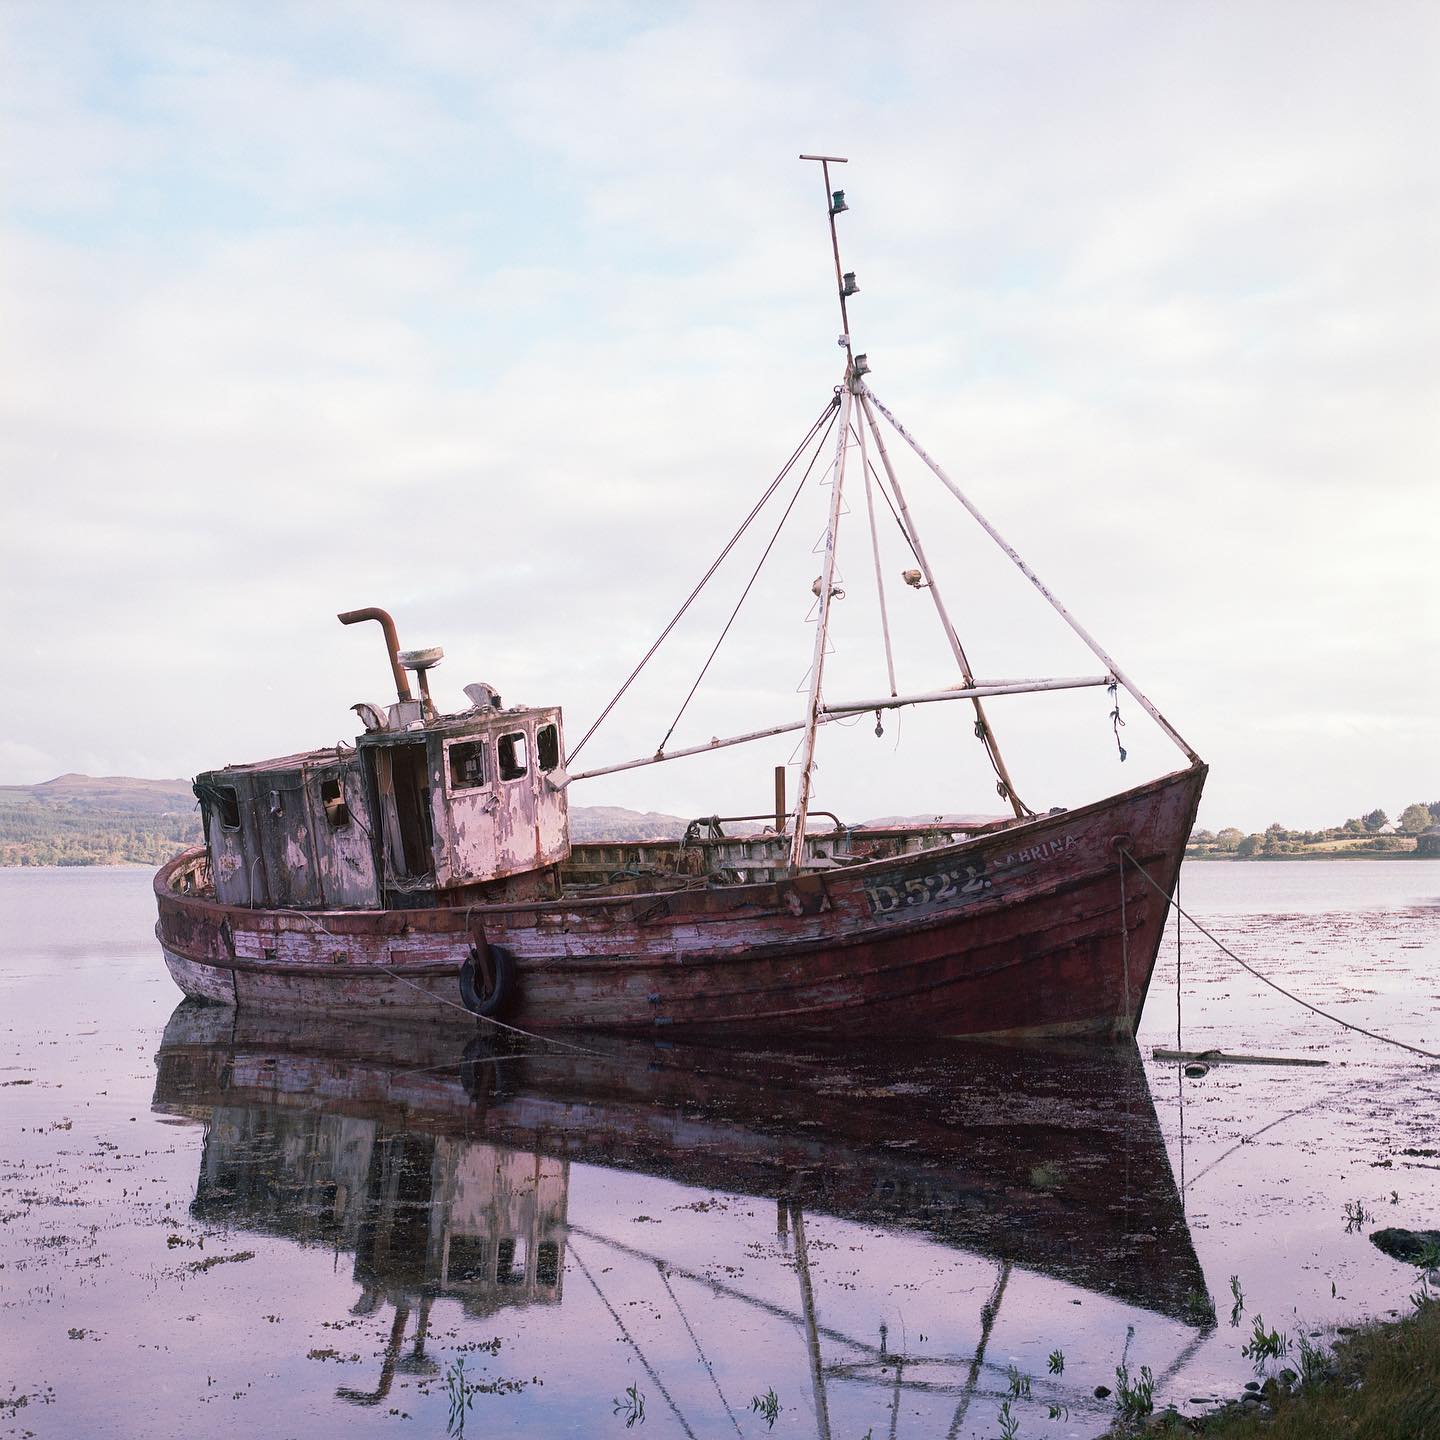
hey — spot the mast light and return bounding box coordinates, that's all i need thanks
[830,190,848,215]
[841,272,860,297]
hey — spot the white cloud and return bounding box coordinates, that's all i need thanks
[1,0,1436,831]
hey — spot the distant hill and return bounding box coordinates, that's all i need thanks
[0,774,699,866]
[0,775,200,866]
[0,774,1000,868]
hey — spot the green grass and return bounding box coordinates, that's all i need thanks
[1110,1301,1440,1438]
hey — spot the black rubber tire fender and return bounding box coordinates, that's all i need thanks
[459,942,515,1018]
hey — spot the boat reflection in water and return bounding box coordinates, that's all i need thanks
[153,1002,1214,1432]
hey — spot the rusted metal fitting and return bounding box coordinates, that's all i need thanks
[337,607,414,704]
[1109,832,1134,856]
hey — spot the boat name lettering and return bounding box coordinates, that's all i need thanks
[994,835,1076,869]
[864,861,993,917]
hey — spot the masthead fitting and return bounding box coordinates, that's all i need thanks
[841,272,860,297]
[853,352,871,376]
[830,190,848,215]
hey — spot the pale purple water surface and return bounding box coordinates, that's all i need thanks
[1,861,1437,1439]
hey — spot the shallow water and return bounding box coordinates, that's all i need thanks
[1,861,1437,1439]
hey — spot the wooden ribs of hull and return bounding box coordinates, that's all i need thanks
[155,764,1205,1040]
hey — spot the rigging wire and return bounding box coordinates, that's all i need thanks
[569,1242,701,1440]
[654,1262,745,1435]
[855,399,1030,815]
[654,404,841,754]
[861,447,920,562]
[851,417,898,698]
[566,394,841,765]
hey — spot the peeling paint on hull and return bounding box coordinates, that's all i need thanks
[155,765,1205,1040]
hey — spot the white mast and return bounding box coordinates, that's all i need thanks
[790,154,858,872]
[789,385,853,871]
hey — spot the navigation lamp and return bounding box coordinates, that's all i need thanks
[830,190,848,215]
[841,271,860,297]
[853,352,871,375]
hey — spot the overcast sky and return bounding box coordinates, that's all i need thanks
[2,1,1435,833]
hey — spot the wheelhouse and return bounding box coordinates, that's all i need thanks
[193,611,569,909]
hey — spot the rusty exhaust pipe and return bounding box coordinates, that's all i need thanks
[338,607,414,703]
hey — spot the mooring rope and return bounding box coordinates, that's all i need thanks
[278,905,605,1057]
[1118,864,1132,1034]
[1120,849,1440,1062]
[378,966,608,1057]
[1175,868,1183,1053]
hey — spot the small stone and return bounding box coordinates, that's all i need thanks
[1244,1381,1261,1392]
[1094,1385,1111,1399]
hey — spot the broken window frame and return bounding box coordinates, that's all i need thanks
[445,737,490,793]
[498,731,529,783]
[536,723,561,773]
[215,786,241,831]
[319,776,351,828]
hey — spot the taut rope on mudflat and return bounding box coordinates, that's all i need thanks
[1120,849,1440,1062]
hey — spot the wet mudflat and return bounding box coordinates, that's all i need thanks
[1,862,1437,1439]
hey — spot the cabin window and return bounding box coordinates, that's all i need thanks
[215,786,240,830]
[445,1235,491,1283]
[320,777,351,828]
[448,740,488,791]
[498,732,528,782]
[496,1236,526,1284]
[536,723,560,773]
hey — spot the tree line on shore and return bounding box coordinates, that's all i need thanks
[1189,801,1440,858]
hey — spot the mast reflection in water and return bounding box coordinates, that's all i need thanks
[153,1002,1214,1435]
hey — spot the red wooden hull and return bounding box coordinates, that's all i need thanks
[154,764,1205,1040]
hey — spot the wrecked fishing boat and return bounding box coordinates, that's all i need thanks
[154,158,1205,1039]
